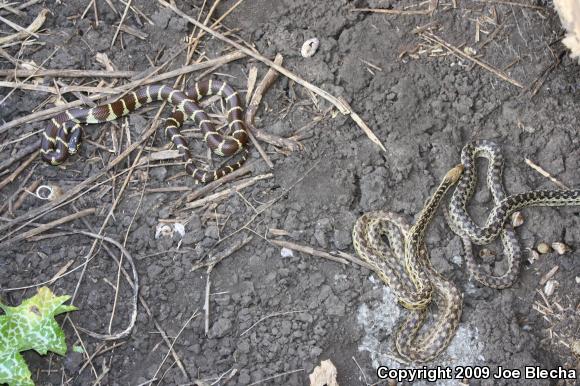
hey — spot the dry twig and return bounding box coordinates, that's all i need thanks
[7,208,96,244]
[246,53,302,153]
[351,4,436,15]
[0,8,49,45]
[240,310,308,337]
[185,173,273,209]
[270,239,352,266]
[76,217,188,378]
[248,369,304,386]
[185,160,257,202]
[0,152,37,190]
[0,51,245,135]
[524,158,569,189]
[420,31,523,88]
[0,68,136,78]
[191,234,253,272]
[475,0,546,10]
[150,310,199,383]
[111,0,132,47]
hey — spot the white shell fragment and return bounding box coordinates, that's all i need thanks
[551,242,571,255]
[155,224,173,239]
[280,247,294,258]
[543,279,558,297]
[35,185,62,201]
[511,211,524,227]
[173,223,185,238]
[527,248,540,264]
[301,38,320,58]
[155,222,186,239]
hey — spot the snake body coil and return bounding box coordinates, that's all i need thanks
[353,140,579,363]
[448,140,580,288]
[353,165,464,363]
[40,79,249,184]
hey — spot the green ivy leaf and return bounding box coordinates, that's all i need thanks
[0,287,77,386]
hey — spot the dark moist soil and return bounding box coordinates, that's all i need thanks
[1,1,579,385]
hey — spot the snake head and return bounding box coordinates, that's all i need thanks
[444,164,464,184]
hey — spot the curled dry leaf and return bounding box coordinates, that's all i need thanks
[96,52,115,71]
[309,359,339,386]
[551,242,571,255]
[301,38,320,58]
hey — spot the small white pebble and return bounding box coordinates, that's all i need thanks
[451,254,463,266]
[280,247,294,258]
[301,38,320,58]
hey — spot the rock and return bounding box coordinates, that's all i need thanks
[208,318,232,339]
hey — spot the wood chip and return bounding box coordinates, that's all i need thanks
[309,359,339,386]
[539,265,559,286]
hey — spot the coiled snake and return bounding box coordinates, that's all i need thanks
[448,140,580,288]
[353,140,579,363]
[40,79,249,184]
[352,165,464,363]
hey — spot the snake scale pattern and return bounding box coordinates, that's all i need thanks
[353,165,464,363]
[40,79,249,184]
[353,140,580,363]
[448,140,580,288]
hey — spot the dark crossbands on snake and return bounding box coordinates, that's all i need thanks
[40,79,249,184]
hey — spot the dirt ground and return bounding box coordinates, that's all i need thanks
[0,1,579,385]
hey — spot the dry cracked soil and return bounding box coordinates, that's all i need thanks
[0,1,579,385]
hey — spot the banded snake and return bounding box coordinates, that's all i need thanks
[353,140,580,363]
[40,79,249,184]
